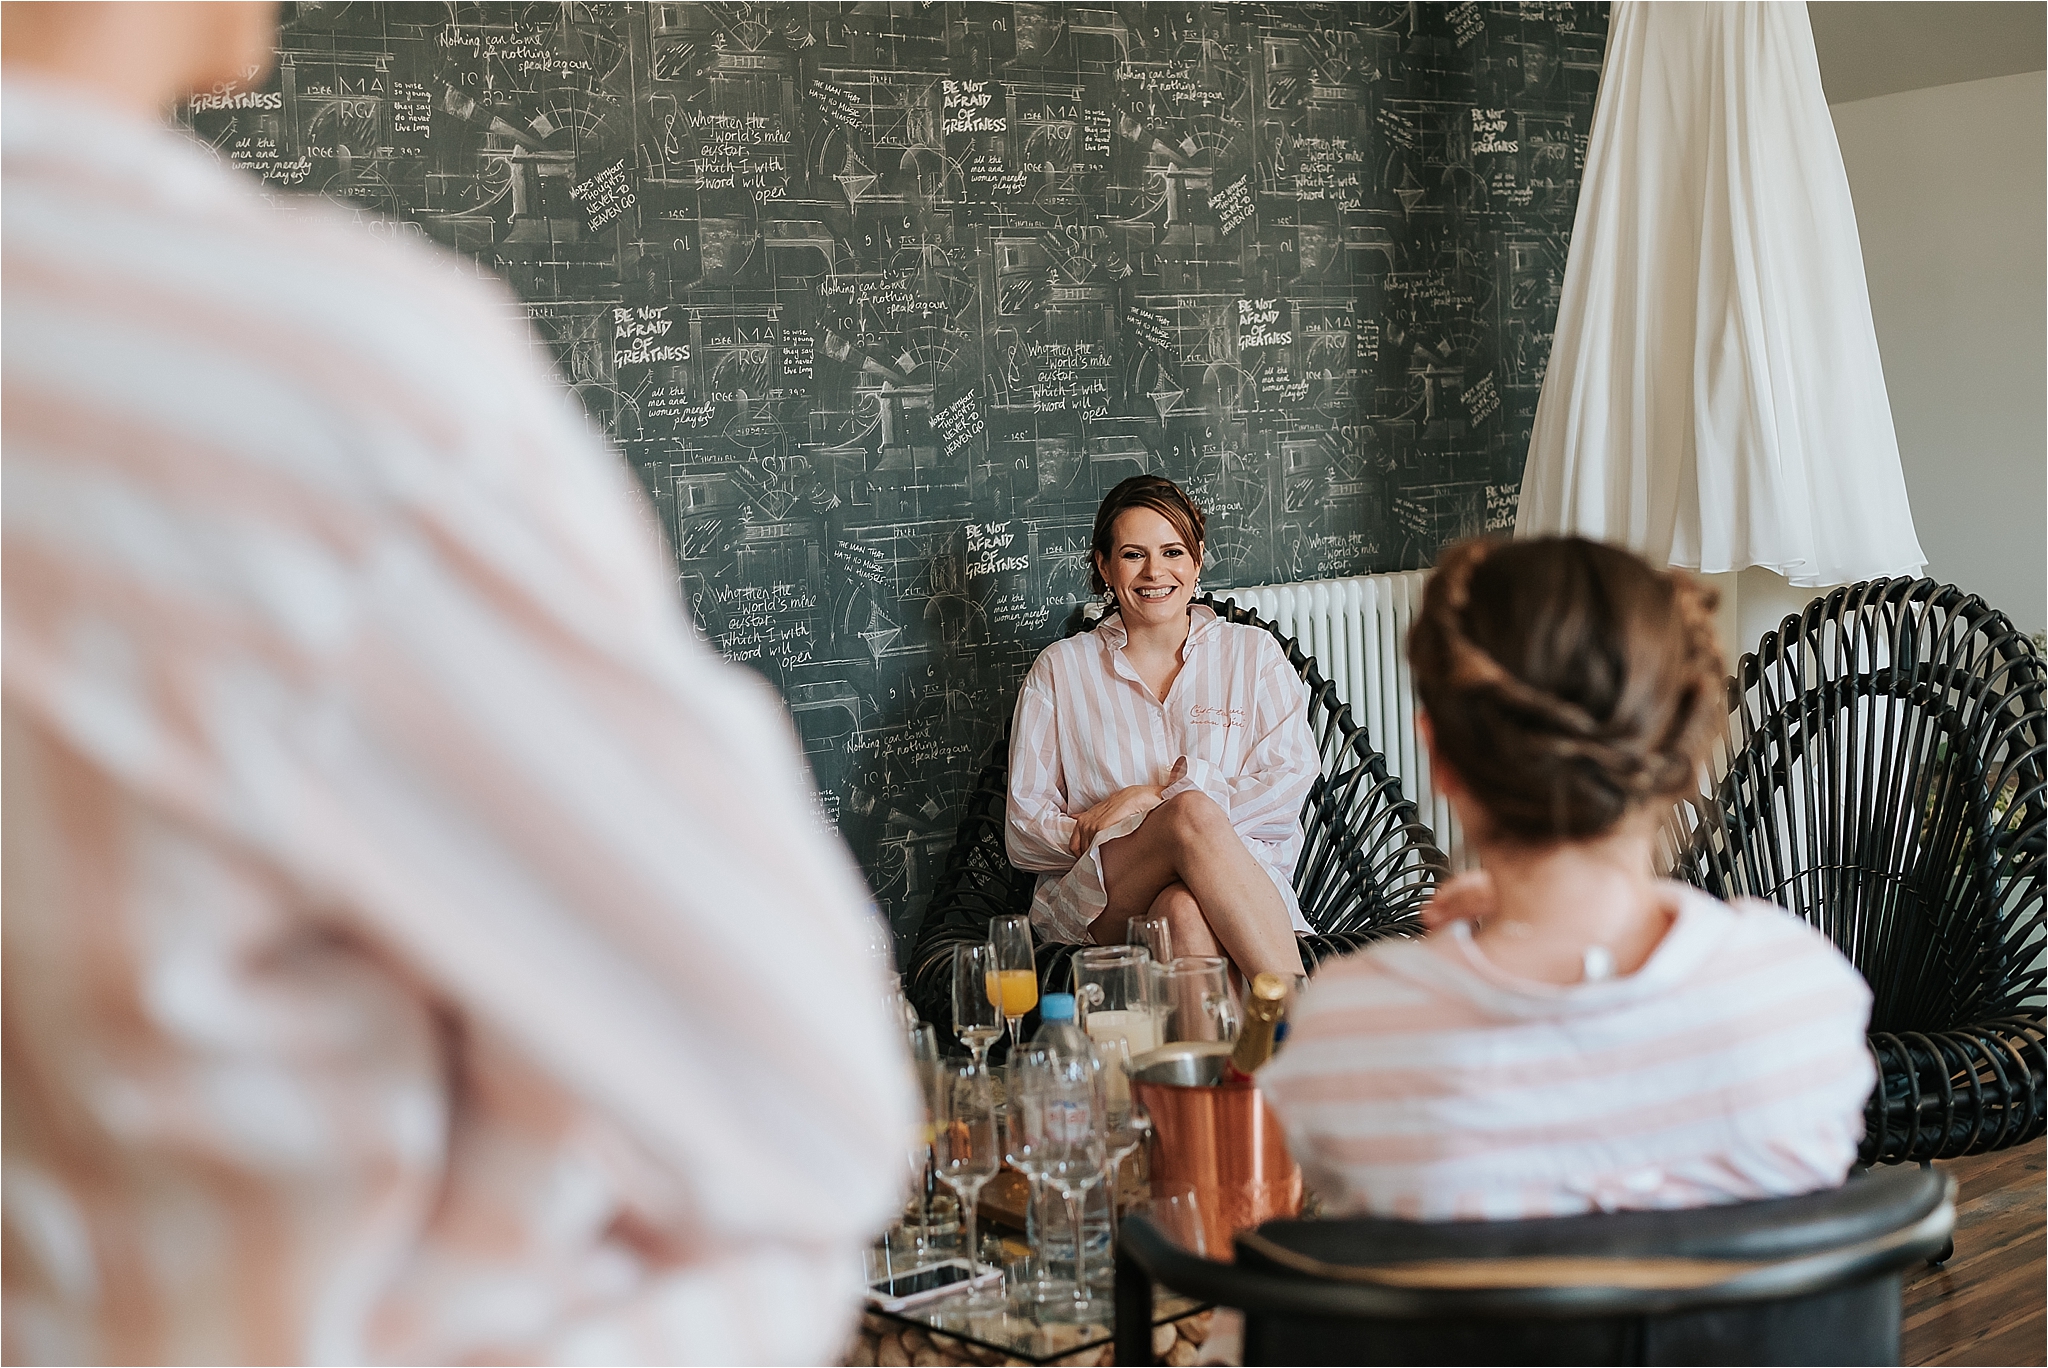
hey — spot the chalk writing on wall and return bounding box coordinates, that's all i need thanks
[183,2,1607,948]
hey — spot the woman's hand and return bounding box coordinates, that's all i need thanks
[1421,869,1495,932]
[1070,784,1166,856]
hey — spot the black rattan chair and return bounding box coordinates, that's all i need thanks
[1662,578,2046,1167]
[1113,1165,1955,1365]
[905,594,1447,1040]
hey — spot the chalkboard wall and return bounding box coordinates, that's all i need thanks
[186,2,1608,946]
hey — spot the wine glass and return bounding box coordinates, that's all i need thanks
[1015,1055,1108,1316]
[1166,955,1241,1043]
[951,944,1003,1072]
[988,915,1038,1059]
[932,1060,1003,1308]
[1139,1183,1210,1255]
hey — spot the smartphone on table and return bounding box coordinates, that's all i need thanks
[864,1259,1001,1313]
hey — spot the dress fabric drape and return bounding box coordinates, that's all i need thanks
[1516,1,1925,589]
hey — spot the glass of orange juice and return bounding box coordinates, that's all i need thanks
[988,915,1038,1060]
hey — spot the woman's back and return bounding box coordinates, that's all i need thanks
[1261,882,1874,1220]
[1259,536,1876,1222]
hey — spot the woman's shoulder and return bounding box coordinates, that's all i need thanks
[1198,611,1292,666]
[1018,626,1109,696]
[1663,884,1872,996]
[1294,937,1458,1011]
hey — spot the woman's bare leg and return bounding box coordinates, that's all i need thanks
[1147,882,1221,961]
[1091,792,1305,977]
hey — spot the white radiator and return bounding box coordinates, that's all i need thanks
[1217,572,1466,867]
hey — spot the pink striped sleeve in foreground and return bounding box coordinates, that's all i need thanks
[4,79,912,1366]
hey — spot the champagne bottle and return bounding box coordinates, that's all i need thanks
[1224,973,1289,1081]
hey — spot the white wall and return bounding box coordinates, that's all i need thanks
[1830,71,2047,639]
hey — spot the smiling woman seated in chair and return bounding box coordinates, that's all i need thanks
[1005,475,1311,979]
[1262,536,1876,1220]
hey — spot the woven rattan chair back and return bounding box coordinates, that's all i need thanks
[1663,577,2046,1163]
[1113,1166,1954,1365]
[906,595,1446,1036]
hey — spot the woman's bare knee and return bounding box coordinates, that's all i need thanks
[1156,789,1232,851]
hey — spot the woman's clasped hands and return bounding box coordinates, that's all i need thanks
[1068,784,1166,855]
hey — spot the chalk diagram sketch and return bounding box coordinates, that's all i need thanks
[185,1,1608,947]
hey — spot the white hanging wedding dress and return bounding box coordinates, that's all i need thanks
[1516,1,1924,588]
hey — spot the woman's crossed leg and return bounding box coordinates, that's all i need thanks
[1093,790,1306,978]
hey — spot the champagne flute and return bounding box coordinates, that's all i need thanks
[1106,1100,1151,1211]
[907,1022,942,1242]
[952,944,1003,1073]
[932,1060,1003,1307]
[1090,1034,1151,1205]
[1096,1037,1151,1267]
[1105,1048,1155,1269]
[1003,1045,1055,1301]
[988,915,1038,1060]
[1020,1057,1108,1315]
[1126,912,1172,967]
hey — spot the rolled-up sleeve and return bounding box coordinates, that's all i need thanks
[1160,637,1316,847]
[1006,664,1081,873]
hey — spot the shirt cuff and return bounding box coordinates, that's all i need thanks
[1159,755,1230,808]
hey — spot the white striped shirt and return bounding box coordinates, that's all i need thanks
[1259,884,1874,1221]
[1006,605,1317,942]
[3,75,913,1365]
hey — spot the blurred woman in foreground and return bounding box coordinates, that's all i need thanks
[1262,537,1873,1219]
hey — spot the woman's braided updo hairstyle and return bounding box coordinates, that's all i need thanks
[1408,536,1726,842]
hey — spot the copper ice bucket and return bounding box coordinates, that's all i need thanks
[1129,1042,1302,1257]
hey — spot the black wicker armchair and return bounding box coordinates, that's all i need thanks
[905,594,1447,1042]
[1114,1165,1955,1365]
[1663,578,2046,1166]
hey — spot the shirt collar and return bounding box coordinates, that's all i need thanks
[1376,881,1732,1016]
[1095,600,1221,657]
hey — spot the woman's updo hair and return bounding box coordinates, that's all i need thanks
[1408,536,1726,842]
[1088,475,1207,597]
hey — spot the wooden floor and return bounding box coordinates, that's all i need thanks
[1902,1137,2045,1367]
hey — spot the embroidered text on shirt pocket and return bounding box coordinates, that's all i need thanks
[1188,705,1247,727]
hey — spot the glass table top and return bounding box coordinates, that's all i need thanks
[865,1285,1210,1365]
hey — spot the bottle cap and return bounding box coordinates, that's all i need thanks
[1040,992,1076,1021]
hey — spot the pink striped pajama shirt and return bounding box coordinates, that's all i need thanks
[1005,604,1318,943]
[1259,884,1876,1221]
[3,76,913,1365]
